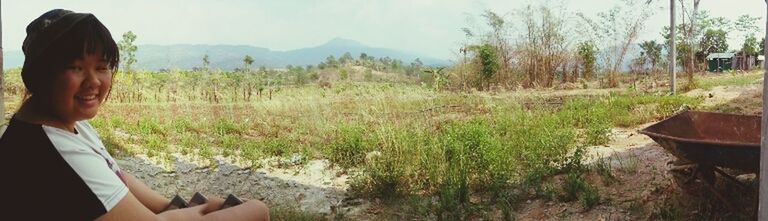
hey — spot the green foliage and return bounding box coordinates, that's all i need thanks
[350,153,403,199]
[696,72,761,90]
[117,31,138,73]
[135,118,165,136]
[270,207,333,221]
[560,172,585,202]
[212,119,243,136]
[202,54,210,70]
[339,52,354,65]
[594,156,616,185]
[325,55,339,69]
[243,55,254,70]
[471,44,498,87]
[259,138,295,157]
[577,41,598,79]
[735,14,760,37]
[580,183,600,209]
[328,123,369,168]
[339,69,349,80]
[638,40,662,70]
[559,171,600,210]
[700,29,729,54]
[742,34,759,56]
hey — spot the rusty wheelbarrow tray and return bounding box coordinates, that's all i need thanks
[640,110,760,211]
[639,110,760,173]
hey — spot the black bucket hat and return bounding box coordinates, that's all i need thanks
[21,9,94,92]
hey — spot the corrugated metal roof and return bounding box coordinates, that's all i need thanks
[707,53,734,60]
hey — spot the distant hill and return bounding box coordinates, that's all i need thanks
[3,38,449,71]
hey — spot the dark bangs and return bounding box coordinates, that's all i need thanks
[43,16,120,72]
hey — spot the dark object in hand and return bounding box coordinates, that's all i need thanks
[189,192,208,206]
[165,195,189,211]
[220,194,243,210]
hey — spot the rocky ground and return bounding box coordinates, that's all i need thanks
[116,155,371,219]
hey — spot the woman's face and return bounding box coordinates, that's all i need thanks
[48,52,112,124]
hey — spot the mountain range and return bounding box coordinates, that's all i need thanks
[3,38,449,71]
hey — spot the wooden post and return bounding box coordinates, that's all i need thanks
[760,1,768,219]
[669,0,676,94]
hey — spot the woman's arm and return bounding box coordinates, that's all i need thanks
[95,191,270,221]
[95,192,206,221]
[117,171,270,220]
[122,172,171,213]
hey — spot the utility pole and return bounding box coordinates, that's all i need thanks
[669,0,676,94]
[759,1,768,219]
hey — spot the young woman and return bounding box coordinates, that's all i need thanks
[0,9,269,220]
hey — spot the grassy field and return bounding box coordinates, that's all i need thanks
[3,68,717,219]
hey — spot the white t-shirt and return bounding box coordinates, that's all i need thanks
[43,120,129,210]
[0,118,129,220]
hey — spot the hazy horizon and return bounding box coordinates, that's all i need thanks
[3,0,766,60]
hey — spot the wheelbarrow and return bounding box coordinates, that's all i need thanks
[639,110,760,209]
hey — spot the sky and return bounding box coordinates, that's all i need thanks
[2,0,766,60]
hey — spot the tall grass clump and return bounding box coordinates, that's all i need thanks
[430,119,501,220]
[328,123,370,169]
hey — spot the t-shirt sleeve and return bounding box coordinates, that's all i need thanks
[58,149,129,211]
[44,128,129,212]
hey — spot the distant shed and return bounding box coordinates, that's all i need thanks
[706,52,734,72]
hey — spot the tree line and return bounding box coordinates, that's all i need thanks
[452,0,763,91]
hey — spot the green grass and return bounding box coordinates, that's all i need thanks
[695,71,762,90]
[269,206,337,221]
[1,68,707,219]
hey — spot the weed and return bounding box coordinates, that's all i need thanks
[351,156,404,199]
[560,172,585,202]
[618,152,640,174]
[327,123,369,168]
[259,138,294,157]
[172,118,194,134]
[651,198,684,221]
[135,118,166,136]
[269,206,330,221]
[212,119,243,136]
[220,135,240,157]
[580,183,600,210]
[594,156,616,185]
[143,134,167,154]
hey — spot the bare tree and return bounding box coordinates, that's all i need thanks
[691,0,700,72]
[578,0,654,87]
[517,4,569,87]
